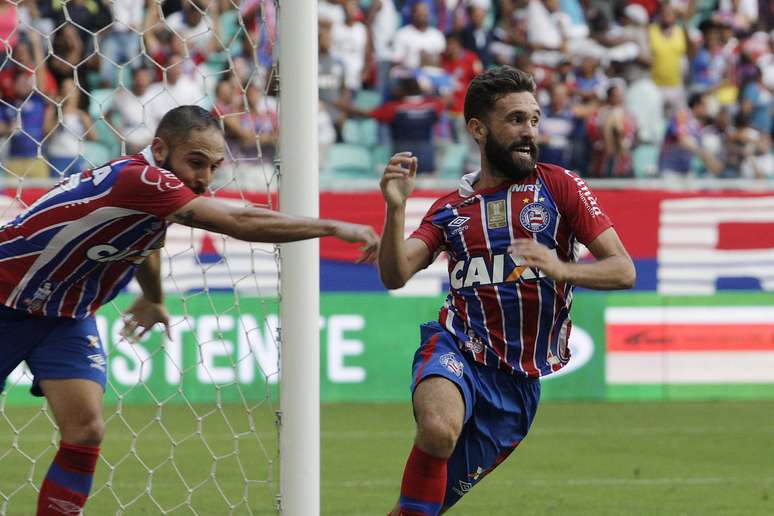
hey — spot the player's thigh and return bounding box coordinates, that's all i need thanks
[413,376,465,433]
[441,372,540,510]
[40,378,104,433]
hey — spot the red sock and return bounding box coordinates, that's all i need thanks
[37,441,100,516]
[398,445,447,516]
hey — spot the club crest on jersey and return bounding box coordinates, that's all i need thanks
[463,334,484,354]
[486,200,507,229]
[519,202,550,232]
[439,352,464,378]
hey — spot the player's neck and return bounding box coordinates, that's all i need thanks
[476,161,511,192]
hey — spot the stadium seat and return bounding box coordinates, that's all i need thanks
[322,143,375,177]
[439,143,467,178]
[371,143,392,171]
[342,118,379,148]
[353,89,382,110]
[82,141,112,168]
[632,144,659,177]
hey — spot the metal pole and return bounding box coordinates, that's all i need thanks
[278,0,319,514]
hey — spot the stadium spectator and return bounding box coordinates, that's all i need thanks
[45,78,97,177]
[107,65,158,154]
[739,65,773,136]
[319,21,350,142]
[98,0,147,87]
[585,82,638,177]
[161,0,221,63]
[647,1,693,108]
[526,0,572,68]
[539,81,585,170]
[331,0,369,92]
[392,2,446,70]
[461,0,494,67]
[658,91,722,177]
[0,105,378,516]
[0,71,55,179]
[48,22,94,101]
[441,31,483,144]
[155,53,206,107]
[0,34,57,99]
[366,0,399,95]
[357,76,445,174]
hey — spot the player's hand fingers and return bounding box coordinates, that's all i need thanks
[387,154,414,168]
[409,157,417,177]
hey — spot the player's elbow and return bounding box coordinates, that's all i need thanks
[618,259,637,289]
[379,267,408,290]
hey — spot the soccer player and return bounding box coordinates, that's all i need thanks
[379,66,636,515]
[0,105,379,515]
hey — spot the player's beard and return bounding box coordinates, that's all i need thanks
[161,156,206,194]
[484,132,538,181]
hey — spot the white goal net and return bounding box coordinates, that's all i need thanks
[0,0,281,513]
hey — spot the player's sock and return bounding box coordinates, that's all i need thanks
[37,441,100,516]
[398,445,447,516]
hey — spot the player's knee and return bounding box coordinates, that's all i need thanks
[416,412,460,458]
[61,416,105,446]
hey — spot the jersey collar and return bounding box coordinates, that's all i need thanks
[458,170,480,197]
[140,145,158,167]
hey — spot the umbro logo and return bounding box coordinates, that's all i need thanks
[448,216,470,228]
[47,497,82,514]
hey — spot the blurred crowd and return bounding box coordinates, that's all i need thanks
[2,0,774,186]
[0,0,276,187]
[318,0,774,180]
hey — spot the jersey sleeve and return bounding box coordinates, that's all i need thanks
[408,199,446,261]
[551,168,613,245]
[109,162,198,218]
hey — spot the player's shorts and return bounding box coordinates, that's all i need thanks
[0,305,107,397]
[411,321,541,510]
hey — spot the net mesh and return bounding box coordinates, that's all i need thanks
[0,0,280,513]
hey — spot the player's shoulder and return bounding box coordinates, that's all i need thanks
[110,152,186,192]
[425,189,463,215]
[536,162,589,191]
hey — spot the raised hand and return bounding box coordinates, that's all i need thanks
[380,152,417,208]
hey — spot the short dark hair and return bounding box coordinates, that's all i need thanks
[687,91,705,110]
[463,66,536,123]
[155,105,221,145]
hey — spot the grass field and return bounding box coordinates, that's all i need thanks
[0,400,771,515]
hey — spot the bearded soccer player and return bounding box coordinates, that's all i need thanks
[379,66,636,515]
[0,105,378,515]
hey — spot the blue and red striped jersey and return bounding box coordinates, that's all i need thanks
[410,163,612,378]
[0,147,197,319]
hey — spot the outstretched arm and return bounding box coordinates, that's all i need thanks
[378,153,432,289]
[508,227,636,290]
[167,198,379,263]
[122,249,171,341]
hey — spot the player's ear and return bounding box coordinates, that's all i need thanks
[151,137,169,166]
[468,118,487,143]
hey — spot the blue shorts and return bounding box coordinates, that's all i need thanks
[0,305,107,397]
[411,321,541,510]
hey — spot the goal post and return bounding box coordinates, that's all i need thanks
[278,0,321,514]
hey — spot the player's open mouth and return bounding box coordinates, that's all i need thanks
[511,144,535,159]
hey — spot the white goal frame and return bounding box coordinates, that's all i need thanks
[278,1,320,515]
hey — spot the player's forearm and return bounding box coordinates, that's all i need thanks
[136,249,164,303]
[230,207,339,243]
[378,203,411,289]
[560,255,636,290]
